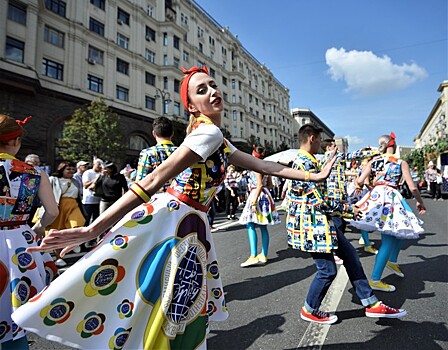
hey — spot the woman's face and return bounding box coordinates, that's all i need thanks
[62,166,76,179]
[188,72,223,118]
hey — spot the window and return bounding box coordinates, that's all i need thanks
[174,102,180,116]
[209,36,215,46]
[173,57,179,68]
[232,111,237,121]
[163,55,168,66]
[163,33,168,46]
[240,128,244,137]
[181,13,188,26]
[197,26,203,38]
[129,135,149,150]
[209,67,215,78]
[198,43,203,53]
[145,72,155,86]
[5,37,24,63]
[8,2,26,25]
[163,100,169,115]
[42,58,63,80]
[174,79,180,93]
[163,77,168,90]
[116,58,129,75]
[183,50,189,62]
[88,45,104,65]
[117,33,129,49]
[145,26,155,41]
[90,0,105,10]
[240,112,243,121]
[89,18,104,36]
[145,96,155,110]
[145,49,155,63]
[87,75,103,93]
[117,8,130,25]
[44,25,65,48]
[146,5,154,17]
[250,121,254,129]
[173,35,180,50]
[222,76,227,86]
[45,0,66,17]
[232,95,236,103]
[232,79,235,89]
[223,93,228,102]
[116,85,129,101]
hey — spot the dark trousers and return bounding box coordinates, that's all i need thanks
[429,181,441,199]
[83,203,100,225]
[304,217,377,312]
[225,188,238,216]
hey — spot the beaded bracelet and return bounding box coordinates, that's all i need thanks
[130,183,150,202]
[304,171,310,181]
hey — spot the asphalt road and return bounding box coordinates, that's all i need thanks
[28,197,448,349]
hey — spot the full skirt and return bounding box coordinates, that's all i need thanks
[0,225,58,344]
[351,185,424,239]
[239,188,281,225]
[12,193,228,349]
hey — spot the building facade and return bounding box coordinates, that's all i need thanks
[291,108,335,149]
[414,80,448,168]
[0,0,293,169]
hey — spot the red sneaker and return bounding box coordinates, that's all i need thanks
[365,301,406,318]
[300,307,338,324]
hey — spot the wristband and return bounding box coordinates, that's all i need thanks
[304,171,310,181]
[130,183,151,202]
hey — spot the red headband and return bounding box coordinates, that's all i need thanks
[0,116,32,141]
[252,145,264,159]
[386,132,396,148]
[180,66,209,110]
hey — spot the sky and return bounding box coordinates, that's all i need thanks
[194,0,447,150]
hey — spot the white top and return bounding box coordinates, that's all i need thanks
[180,123,237,161]
[82,169,101,204]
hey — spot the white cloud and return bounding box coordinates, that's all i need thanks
[344,135,365,147]
[325,47,427,96]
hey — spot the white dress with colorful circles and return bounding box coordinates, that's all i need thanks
[0,156,58,344]
[12,121,233,349]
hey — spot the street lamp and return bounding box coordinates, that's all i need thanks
[155,88,172,115]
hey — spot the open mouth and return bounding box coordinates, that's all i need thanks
[211,97,222,106]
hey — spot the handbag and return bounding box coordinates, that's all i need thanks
[93,175,105,198]
[436,175,443,184]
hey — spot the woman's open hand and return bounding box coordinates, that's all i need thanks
[27,227,99,257]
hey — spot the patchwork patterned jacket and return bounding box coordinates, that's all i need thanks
[322,148,379,202]
[286,150,354,253]
[135,140,177,192]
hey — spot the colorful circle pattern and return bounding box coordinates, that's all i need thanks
[40,297,75,326]
[76,311,106,338]
[83,259,125,297]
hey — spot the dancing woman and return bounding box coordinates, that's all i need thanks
[238,145,281,267]
[13,66,336,349]
[0,115,59,350]
[353,133,426,292]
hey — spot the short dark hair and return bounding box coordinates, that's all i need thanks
[153,116,173,138]
[53,161,76,178]
[322,138,335,150]
[298,124,323,145]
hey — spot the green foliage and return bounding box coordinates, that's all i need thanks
[403,137,448,176]
[263,141,275,156]
[277,141,290,152]
[58,98,125,164]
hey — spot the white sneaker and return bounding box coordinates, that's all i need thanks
[55,258,67,267]
[72,245,81,253]
[84,240,97,248]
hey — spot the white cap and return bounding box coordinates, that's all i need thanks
[428,161,434,166]
[76,161,89,168]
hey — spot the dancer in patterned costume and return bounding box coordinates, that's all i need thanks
[0,115,59,350]
[13,67,336,349]
[287,124,406,325]
[239,145,281,267]
[352,133,426,292]
[136,116,178,192]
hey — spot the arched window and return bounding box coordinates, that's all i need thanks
[129,135,149,150]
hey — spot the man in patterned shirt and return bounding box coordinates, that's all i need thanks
[287,124,406,325]
[135,117,177,192]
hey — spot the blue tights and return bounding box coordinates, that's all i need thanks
[360,230,371,246]
[371,234,403,281]
[246,223,269,256]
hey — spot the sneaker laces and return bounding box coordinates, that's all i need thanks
[379,302,398,312]
[313,310,329,318]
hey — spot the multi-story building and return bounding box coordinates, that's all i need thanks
[334,137,348,153]
[0,0,293,168]
[291,108,334,149]
[414,80,448,169]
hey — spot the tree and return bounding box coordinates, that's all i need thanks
[58,98,125,164]
[277,141,290,152]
